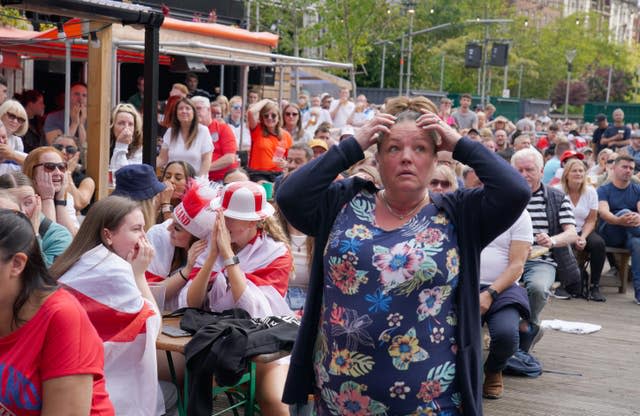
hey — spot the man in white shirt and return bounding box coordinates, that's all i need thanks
[329,88,355,129]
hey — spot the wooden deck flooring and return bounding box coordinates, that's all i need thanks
[483,286,640,416]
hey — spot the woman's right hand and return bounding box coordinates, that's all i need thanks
[116,127,133,145]
[187,240,208,268]
[35,169,55,200]
[26,195,42,235]
[128,236,155,278]
[159,180,175,205]
[354,113,396,151]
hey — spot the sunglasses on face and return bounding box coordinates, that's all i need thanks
[34,162,68,173]
[284,112,299,117]
[607,160,616,164]
[262,113,278,120]
[430,179,451,188]
[231,105,242,110]
[52,144,78,155]
[5,112,26,124]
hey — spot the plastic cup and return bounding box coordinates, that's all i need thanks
[261,182,274,200]
[148,282,166,313]
[108,169,116,189]
[272,146,286,162]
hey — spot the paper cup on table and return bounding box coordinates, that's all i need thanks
[148,282,166,313]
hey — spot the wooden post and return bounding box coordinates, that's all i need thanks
[86,22,113,200]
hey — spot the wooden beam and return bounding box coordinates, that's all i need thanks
[86,22,113,200]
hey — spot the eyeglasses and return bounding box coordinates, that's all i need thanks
[34,162,68,173]
[5,112,26,124]
[262,113,278,120]
[430,179,451,188]
[52,144,78,155]
[284,112,299,117]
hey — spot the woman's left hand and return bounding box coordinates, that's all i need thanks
[215,212,233,259]
[416,111,462,152]
[128,236,155,277]
[55,171,68,200]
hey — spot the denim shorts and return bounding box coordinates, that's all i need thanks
[286,287,307,311]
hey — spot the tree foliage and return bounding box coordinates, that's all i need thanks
[550,80,589,106]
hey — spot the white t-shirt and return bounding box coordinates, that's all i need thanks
[567,186,598,233]
[162,124,213,173]
[302,106,333,138]
[329,100,355,128]
[480,210,533,285]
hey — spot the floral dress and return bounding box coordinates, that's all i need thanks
[313,191,462,416]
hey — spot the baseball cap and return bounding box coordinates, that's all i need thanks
[560,150,585,165]
[595,113,607,122]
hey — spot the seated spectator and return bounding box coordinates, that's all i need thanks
[109,103,143,172]
[44,82,87,146]
[559,159,606,301]
[307,138,328,159]
[0,99,28,166]
[223,167,250,184]
[0,120,21,176]
[112,164,166,232]
[428,164,458,193]
[157,97,213,177]
[283,103,311,142]
[50,196,168,416]
[597,155,640,304]
[127,75,144,111]
[542,137,571,184]
[480,209,532,399]
[186,181,292,415]
[23,147,79,235]
[15,89,46,153]
[0,208,114,415]
[147,184,212,310]
[192,95,238,182]
[157,160,196,223]
[215,95,230,120]
[0,171,73,267]
[347,94,374,128]
[169,83,189,99]
[53,135,95,213]
[463,166,483,189]
[226,95,251,151]
[247,99,293,182]
[513,132,533,151]
[625,129,640,172]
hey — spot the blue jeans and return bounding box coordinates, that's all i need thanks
[286,287,307,311]
[521,260,556,324]
[483,305,521,373]
[599,209,640,296]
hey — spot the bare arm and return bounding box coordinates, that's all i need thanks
[199,151,212,177]
[247,99,272,130]
[41,374,93,416]
[598,200,623,225]
[535,223,577,248]
[46,129,63,145]
[156,147,168,170]
[209,153,236,171]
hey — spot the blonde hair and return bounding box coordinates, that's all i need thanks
[560,159,587,196]
[379,96,440,149]
[431,165,458,191]
[0,99,28,136]
[139,198,157,232]
[110,103,143,158]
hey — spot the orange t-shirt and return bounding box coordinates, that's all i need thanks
[248,125,293,172]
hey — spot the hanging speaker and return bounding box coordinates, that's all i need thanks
[465,43,482,68]
[489,43,509,67]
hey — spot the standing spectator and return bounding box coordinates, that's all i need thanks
[542,138,570,184]
[248,89,260,105]
[592,113,608,155]
[44,82,87,145]
[437,97,456,127]
[23,147,79,235]
[452,93,478,129]
[282,103,310,142]
[156,97,213,177]
[192,95,238,182]
[601,108,630,151]
[302,95,332,139]
[0,208,115,415]
[127,75,144,111]
[109,103,143,173]
[0,99,28,166]
[320,93,332,110]
[16,89,46,153]
[328,88,355,128]
[185,72,210,99]
[347,94,374,128]
[597,155,640,304]
[624,129,640,173]
[53,135,95,213]
[247,99,293,182]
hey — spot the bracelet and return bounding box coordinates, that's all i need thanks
[178,269,188,282]
[161,205,173,214]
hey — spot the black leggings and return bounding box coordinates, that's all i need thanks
[583,231,606,286]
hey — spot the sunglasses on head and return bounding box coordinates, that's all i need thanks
[34,162,68,173]
[5,112,26,124]
[430,179,451,188]
[262,113,278,120]
[284,112,299,117]
[52,144,78,155]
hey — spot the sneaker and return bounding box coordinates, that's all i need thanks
[519,322,544,353]
[551,286,571,300]
[589,286,606,302]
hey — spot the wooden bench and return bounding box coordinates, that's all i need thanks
[576,246,630,295]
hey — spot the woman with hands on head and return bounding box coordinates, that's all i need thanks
[23,146,79,235]
[276,96,531,415]
[49,196,167,416]
[109,103,143,173]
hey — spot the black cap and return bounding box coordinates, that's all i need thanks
[595,113,607,122]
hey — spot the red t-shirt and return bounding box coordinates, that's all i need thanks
[248,125,293,172]
[208,119,239,181]
[0,289,114,415]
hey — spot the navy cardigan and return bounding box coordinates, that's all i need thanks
[276,136,530,416]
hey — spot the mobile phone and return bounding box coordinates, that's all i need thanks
[162,325,190,338]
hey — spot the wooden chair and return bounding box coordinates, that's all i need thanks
[603,247,630,294]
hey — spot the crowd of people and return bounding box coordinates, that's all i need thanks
[1,68,639,416]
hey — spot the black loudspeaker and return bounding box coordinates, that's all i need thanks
[248,66,276,86]
[465,44,482,68]
[489,43,509,67]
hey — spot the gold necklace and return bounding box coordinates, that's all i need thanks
[379,190,428,220]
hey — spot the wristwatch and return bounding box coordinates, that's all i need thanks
[54,199,67,206]
[486,287,499,302]
[222,255,240,268]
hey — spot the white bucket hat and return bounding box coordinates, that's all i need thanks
[172,183,217,239]
[211,181,275,221]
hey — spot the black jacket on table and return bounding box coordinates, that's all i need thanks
[276,136,530,416]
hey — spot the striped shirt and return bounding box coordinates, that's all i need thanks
[527,186,575,264]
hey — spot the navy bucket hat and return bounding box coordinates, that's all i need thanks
[111,164,166,201]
